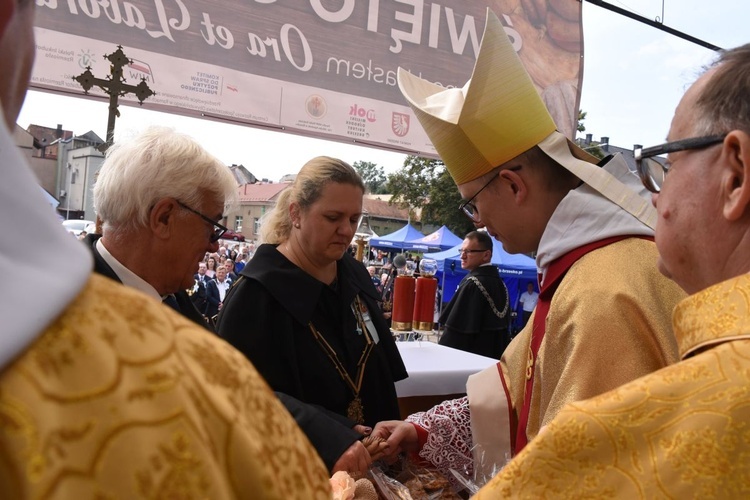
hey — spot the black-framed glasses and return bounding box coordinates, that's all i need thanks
[175,200,228,242]
[459,248,489,256]
[634,134,726,193]
[459,174,498,222]
[459,166,521,222]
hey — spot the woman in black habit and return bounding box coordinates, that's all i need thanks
[217,156,407,470]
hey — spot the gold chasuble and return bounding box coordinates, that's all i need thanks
[0,275,330,499]
[475,273,750,498]
[471,239,682,455]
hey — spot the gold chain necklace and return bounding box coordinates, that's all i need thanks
[308,296,374,424]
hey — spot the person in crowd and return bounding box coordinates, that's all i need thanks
[379,264,397,326]
[476,41,750,498]
[367,265,382,293]
[234,252,247,273]
[372,11,683,484]
[225,259,238,281]
[191,261,209,314]
[217,157,407,469]
[438,230,510,359]
[216,245,229,260]
[0,2,330,496]
[205,256,218,278]
[83,126,236,330]
[205,265,232,320]
[517,281,539,328]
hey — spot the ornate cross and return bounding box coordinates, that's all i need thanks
[73,46,155,152]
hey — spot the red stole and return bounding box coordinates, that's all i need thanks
[512,235,650,454]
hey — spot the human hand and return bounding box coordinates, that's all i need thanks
[332,440,372,475]
[352,424,372,436]
[371,420,418,462]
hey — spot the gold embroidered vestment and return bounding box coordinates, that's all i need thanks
[476,273,750,498]
[0,274,331,499]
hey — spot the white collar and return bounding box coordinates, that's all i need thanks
[0,114,92,370]
[96,239,161,302]
[536,154,654,284]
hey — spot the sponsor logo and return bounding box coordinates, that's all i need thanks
[349,104,376,122]
[305,94,327,119]
[77,49,94,69]
[128,58,155,83]
[392,112,410,137]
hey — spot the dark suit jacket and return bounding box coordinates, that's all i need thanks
[205,277,231,319]
[83,234,210,330]
[192,273,209,312]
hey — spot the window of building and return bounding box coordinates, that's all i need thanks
[254,217,261,234]
[235,215,243,232]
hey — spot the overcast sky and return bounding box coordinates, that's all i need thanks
[18,0,746,182]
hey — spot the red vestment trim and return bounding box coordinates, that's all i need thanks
[496,362,517,452]
[513,235,652,454]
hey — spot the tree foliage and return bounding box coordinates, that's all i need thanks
[352,161,387,194]
[577,109,587,133]
[386,156,474,236]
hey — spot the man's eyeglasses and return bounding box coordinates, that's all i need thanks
[459,175,497,222]
[634,134,726,193]
[460,248,488,256]
[459,166,521,222]
[176,200,228,242]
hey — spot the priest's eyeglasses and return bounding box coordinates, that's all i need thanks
[634,134,726,193]
[459,175,497,222]
[176,200,228,242]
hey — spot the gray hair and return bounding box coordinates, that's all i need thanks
[260,156,364,244]
[93,126,237,232]
[693,43,750,136]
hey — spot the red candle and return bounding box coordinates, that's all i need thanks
[391,275,415,331]
[413,276,437,331]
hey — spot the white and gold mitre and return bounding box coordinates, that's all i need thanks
[398,10,555,185]
[398,9,656,228]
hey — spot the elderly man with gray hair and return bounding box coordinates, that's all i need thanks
[85,126,237,327]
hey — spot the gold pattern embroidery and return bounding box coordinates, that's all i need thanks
[475,274,750,499]
[0,275,332,499]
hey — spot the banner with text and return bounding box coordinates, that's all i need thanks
[31,0,583,157]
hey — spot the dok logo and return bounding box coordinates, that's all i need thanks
[349,104,376,122]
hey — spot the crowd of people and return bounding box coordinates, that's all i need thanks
[189,244,252,323]
[2,2,750,498]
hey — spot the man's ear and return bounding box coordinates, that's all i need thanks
[722,131,750,222]
[150,198,177,239]
[499,168,526,203]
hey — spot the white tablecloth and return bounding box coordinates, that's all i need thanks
[395,342,498,397]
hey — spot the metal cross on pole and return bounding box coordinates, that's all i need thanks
[73,45,155,152]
